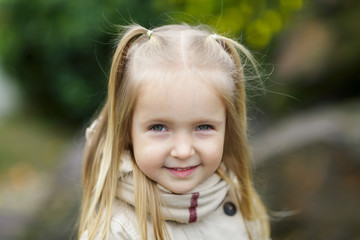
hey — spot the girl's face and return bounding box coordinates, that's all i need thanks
[131,73,226,194]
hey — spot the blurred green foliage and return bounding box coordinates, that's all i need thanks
[0,0,161,125]
[0,0,302,126]
[154,0,302,48]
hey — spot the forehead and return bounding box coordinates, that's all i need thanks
[132,66,234,100]
[133,70,226,123]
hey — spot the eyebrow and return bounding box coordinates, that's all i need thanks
[139,117,224,126]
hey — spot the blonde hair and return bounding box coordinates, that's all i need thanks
[78,24,270,240]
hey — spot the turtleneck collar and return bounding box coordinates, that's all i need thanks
[116,171,229,224]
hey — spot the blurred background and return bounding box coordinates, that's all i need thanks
[0,0,359,239]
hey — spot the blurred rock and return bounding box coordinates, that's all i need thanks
[253,101,360,239]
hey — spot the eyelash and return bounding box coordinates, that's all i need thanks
[149,124,214,132]
[195,124,214,131]
[150,124,167,132]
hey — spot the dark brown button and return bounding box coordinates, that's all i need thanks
[223,201,236,216]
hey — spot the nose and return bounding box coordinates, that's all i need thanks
[170,132,195,159]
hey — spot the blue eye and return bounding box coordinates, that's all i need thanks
[196,125,213,131]
[150,124,167,132]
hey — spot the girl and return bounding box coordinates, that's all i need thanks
[79,24,270,240]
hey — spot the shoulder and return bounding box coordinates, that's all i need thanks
[79,199,140,240]
[110,198,140,240]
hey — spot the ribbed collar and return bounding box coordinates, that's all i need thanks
[116,172,229,223]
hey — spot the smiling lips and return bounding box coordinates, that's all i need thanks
[166,166,198,178]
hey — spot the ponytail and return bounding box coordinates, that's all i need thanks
[79,25,147,240]
[211,35,270,239]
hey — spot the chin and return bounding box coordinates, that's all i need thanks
[168,185,196,195]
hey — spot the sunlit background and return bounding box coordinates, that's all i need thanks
[0,0,359,239]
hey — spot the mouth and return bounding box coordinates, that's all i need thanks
[166,165,198,178]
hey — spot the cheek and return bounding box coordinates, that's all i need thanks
[133,150,155,176]
[132,141,166,171]
[200,139,225,166]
